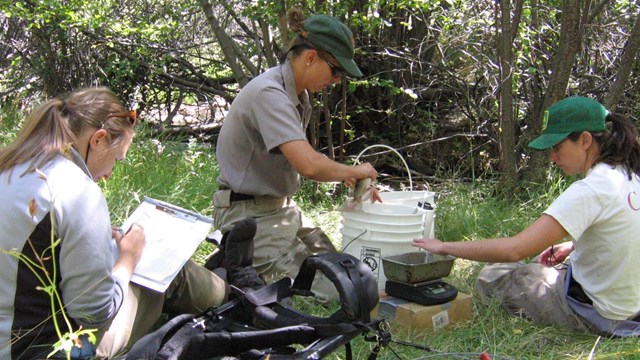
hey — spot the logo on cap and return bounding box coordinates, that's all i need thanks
[542,110,549,131]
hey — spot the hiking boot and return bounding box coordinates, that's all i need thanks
[225,218,265,291]
[203,231,228,271]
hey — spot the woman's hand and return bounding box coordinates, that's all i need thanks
[370,188,383,203]
[343,162,378,188]
[412,238,447,255]
[355,162,378,181]
[538,242,573,266]
[117,223,145,264]
[111,226,124,241]
[113,223,146,280]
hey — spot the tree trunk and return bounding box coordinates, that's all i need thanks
[199,0,252,86]
[604,8,640,111]
[526,0,584,182]
[496,0,521,190]
[544,0,582,105]
[339,78,347,163]
[258,17,279,68]
[322,90,335,160]
[277,2,289,50]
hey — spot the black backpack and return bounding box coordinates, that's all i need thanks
[125,253,390,360]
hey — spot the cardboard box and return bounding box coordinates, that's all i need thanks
[372,292,473,332]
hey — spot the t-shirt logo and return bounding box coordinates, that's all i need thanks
[628,192,640,211]
[542,110,549,131]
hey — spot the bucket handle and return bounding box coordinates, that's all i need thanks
[341,229,368,253]
[354,144,413,190]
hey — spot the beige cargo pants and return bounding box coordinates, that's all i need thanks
[475,262,590,332]
[213,189,339,302]
[96,260,229,358]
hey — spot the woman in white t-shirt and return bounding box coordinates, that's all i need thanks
[413,96,640,336]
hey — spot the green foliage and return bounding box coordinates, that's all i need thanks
[103,128,220,223]
[433,176,560,243]
[0,104,23,146]
[3,0,640,186]
[293,180,347,248]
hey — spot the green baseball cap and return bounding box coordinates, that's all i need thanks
[304,15,363,77]
[528,96,608,150]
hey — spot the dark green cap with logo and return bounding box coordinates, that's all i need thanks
[304,15,363,77]
[528,96,608,150]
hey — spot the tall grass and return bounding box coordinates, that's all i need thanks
[101,126,221,263]
[2,115,640,359]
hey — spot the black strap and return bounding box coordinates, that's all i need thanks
[230,191,254,202]
[156,324,201,360]
[568,274,593,305]
[291,256,317,292]
[290,253,377,324]
[125,313,195,360]
[217,186,255,202]
[345,341,353,360]
[340,257,371,322]
[199,325,321,359]
[244,278,292,306]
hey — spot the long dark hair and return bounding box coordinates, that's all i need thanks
[589,112,640,179]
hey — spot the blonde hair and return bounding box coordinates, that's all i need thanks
[0,87,131,176]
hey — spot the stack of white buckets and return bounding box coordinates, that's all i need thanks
[341,145,436,289]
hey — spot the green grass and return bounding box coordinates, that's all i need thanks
[2,118,640,359]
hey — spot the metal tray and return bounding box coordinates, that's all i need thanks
[382,251,456,284]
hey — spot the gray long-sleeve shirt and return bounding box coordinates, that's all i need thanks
[0,148,126,359]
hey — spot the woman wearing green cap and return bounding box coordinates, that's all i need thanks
[413,96,640,336]
[212,8,378,301]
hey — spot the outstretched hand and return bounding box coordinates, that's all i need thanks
[412,238,446,255]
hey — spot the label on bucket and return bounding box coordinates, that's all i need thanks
[360,246,381,283]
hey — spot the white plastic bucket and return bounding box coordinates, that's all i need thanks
[343,145,438,289]
[341,226,424,242]
[341,218,424,232]
[342,203,426,225]
[341,202,426,289]
[424,209,435,238]
[379,191,436,238]
[379,190,435,207]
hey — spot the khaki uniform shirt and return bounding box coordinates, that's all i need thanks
[216,62,312,197]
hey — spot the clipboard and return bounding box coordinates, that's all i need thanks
[117,197,213,292]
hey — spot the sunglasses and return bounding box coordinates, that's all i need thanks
[326,60,347,78]
[104,110,137,127]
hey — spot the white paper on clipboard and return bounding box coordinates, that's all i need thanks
[116,197,213,292]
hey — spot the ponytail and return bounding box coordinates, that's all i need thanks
[593,112,640,180]
[0,98,75,175]
[281,7,332,63]
[0,87,128,177]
